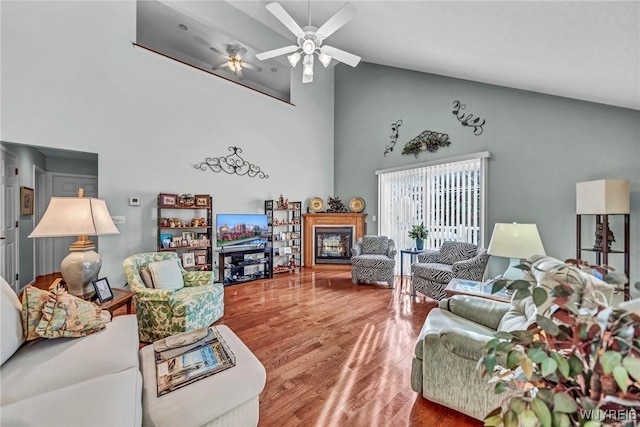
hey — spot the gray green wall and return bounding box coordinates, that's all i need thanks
[334,63,640,292]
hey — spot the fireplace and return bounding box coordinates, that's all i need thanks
[302,213,367,268]
[315,227,353,264]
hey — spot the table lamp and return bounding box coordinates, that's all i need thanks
[487,223,545,281]
[28,189,119,296]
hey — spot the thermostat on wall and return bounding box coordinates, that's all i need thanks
[129,197,142,206]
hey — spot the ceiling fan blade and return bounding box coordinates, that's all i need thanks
[212,62,229,70]
[266,2,305,38]
[256,45,298,61]
[242,62,262,72]
[209,46,226,56]
[316,3,356,40]
[235,47,248,60]
[322,46,361,67]
[236,69,244,80]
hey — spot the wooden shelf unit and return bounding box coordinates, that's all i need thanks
[265,200,302,274]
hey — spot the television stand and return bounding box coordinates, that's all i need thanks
[218,247,272,286]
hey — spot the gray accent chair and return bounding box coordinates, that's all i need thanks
[351,235,397,288]
[411,241,489,300]
[411,255,616,420]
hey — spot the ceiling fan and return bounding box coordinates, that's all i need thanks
[256,2,361,83]
[211,45,262,81]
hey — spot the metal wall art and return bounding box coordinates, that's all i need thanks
[383,119,403,156]
[194,146,269,179]
[402,130,451,157]
[452,100,486,135]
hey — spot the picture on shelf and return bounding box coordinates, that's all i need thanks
[196,255,207,265]
[182,253,196,268]
[194,195,210,207]
[291,232,300,239]
[182,231,195,241]
[160,193,178,207]
[92,277,114,303]
[160,234,173,249]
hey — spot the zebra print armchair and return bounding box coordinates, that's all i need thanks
[411,241,488,300]
[351,235,397,288]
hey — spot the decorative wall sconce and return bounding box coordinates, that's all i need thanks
[194,146,269,179]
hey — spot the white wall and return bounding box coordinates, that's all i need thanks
[1,1,335,285]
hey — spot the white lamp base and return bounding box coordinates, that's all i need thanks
[60,247,102,296]
[501,257,526,281]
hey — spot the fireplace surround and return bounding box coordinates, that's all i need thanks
[302,213,367,268]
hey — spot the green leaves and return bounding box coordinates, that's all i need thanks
[613,365,629,393]
[553,392,578,413]
[484,353,496,375]
[536,314,560,336]
[541,357,558,377]
[532,287,549,307]
[531,398,552,427]
[601,350,622,374]
[622,356,640,381]
[550,352,570,378]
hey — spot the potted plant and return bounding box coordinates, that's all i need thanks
[481,260,639,427]
[409,223,428,250]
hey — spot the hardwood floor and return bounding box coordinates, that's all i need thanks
[211,268,482,427]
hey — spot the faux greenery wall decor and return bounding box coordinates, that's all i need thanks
[401,130,451,157]
[481,260,638,427]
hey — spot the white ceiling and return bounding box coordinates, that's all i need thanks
[228,0,640,110]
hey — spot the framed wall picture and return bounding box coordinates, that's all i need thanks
[20,186,34,216]
[194,194,210,207]
[92,277,114,303]
[182,252,196,268]
[182,231,195,241]
[159,193,178,207]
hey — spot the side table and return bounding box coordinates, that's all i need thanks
[400,248,428,298]
[95,288,136,316]
[444,278,510,302]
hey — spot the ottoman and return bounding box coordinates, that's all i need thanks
[139,325,266,427]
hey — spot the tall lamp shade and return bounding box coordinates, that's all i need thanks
[487,223,545,280]
[29,195,119,296]
[576,179,630,214]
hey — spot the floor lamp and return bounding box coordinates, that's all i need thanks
[28,190,119,296]
[487,223,546,281]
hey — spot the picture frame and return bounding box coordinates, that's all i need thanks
[159,193,178,208]
[92,277,114,303]
[20,186,34,216]
[291,232,300,239]
[195,254,207,265]
[182,252,196,268]
[194,194,210,207]
[182,231,195,241]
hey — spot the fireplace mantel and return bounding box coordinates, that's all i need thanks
[303,213,367,268]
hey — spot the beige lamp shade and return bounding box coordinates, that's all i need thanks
[487,223,546,259]
[28,197,119,238]
[576,179,630,214]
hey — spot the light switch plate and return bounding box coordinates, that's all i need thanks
[111,216,125,224]
[129,197,142,206]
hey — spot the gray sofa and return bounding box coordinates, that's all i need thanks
[410,255,616,420]
[0,277,142,427]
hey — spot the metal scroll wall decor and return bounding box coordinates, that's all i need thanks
[383,120,403,156]
[402,130,451,157]
[452,100,486,135]
[194,146,269,179]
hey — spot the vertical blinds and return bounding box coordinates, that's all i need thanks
[378,153,489,271]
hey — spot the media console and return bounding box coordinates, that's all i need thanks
[218,247,272,286]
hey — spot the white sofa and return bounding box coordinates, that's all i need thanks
[1,278,143,427]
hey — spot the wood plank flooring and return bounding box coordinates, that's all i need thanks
[211,269,483,427]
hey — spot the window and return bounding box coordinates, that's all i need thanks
[377,152,490,270]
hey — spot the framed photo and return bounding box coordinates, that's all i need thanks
[182,252,196,268]
[20,186,34,216]
[182,231,195,241]
[160,234,173,249]
[92,277,114,303]
[194,194,210,207]
[159,193,178,207]
[291,232,300,239]
[196,254,207,265]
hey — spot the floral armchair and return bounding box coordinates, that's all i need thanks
[351,235,397,288]
[122,252,223,343]
[411,241,489,300]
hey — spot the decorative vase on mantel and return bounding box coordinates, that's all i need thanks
[415,238,424,251]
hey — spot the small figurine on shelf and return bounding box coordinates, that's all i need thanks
[288,257,297,270]
[593,223,616,252]
[278,194,285,209]
[284,198,289,209]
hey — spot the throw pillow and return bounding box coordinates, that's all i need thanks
[35,284,105,338]
[1,277,25,364]
[140,268,155,288]
[438,241,477,264]
[148,259,184,291]
[21,285,52,341]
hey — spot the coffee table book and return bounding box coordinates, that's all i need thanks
[154,327,236,396]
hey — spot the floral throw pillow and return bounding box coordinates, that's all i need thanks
[35,284,105,338]
[21,285,52,341]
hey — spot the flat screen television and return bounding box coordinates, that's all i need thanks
[216,214,269,247]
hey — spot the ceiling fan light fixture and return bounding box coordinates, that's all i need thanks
[318,52,332,67]
[287,51,301,67]
[302,39,315,55]
[303,53,314,77]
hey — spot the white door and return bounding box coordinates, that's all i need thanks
[1,147,19,291]
[34,166,47,276]
[44,173,98,273]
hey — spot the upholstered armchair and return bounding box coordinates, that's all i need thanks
[122,252,224,343]
[411,241,489,300]
[411,255,616,420]
[351,235,397,288]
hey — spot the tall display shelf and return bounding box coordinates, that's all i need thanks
[265,199,302,274]
[157,193,213,271]
[576,213,630,300]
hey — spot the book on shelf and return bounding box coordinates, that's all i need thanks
[153,326,235,397]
